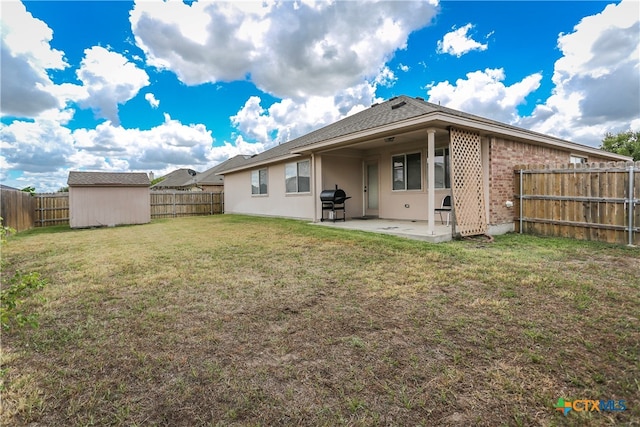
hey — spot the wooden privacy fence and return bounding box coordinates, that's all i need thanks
[4,191,223,229]
[36,193,70,227]
[514,161,640,246]
[150,191,223,218]
[0,189,36,232]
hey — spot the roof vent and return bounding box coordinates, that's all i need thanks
[391,100,407,110]
[187,169,197,176]
[415,96,424,101]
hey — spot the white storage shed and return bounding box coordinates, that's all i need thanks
[68,171,150,228]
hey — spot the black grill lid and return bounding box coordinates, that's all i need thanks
[320,188,347,202]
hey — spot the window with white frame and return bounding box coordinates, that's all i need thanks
[392,152,422,191]
[285,160,310,193]
[251,168,268,195]
[427,148,451,189]
[570,155,587,164]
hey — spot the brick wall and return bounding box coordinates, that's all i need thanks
[488,138,610,226]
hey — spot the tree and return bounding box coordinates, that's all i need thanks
[21,186,35,195]
[150,176,165,186]
[600,130,640,161]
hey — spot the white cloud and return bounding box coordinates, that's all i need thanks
[398,63,410,72]
[0,4,150,126]
[426,68,542,123]
[437,23,488,57]
[130,0,438,98]
[0,1,66,117]
[0,118,75,175]
[0,1,66,70]
[518,0,640,146]
[230,83,380,148]
[75,46,150,125]
[145,93,160,108]
[374,66,397,88]
[208,136,265,166]
[0,113,216,192]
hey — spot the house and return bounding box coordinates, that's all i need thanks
[215,95,628,237]
[192,164,225,192]
[67,171,150,228]
[150,168,200,191]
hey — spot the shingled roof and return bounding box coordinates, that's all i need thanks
[193,163,226,186]
[216,96,434,174]
[214,95,628,174]
[68,171,150,186]
[150,168,199,189]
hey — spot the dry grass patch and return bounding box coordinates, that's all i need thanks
[1,215,638,426]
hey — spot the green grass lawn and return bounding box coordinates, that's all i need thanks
[1,215,638,426]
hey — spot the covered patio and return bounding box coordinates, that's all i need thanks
[312,218,453,243]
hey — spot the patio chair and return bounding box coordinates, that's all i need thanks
[435,195,452,226]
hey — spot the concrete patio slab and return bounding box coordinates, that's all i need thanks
[312,218,453,243]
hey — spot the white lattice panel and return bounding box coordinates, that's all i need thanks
[450,128,487,236]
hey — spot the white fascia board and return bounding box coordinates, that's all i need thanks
[216,153,303,175]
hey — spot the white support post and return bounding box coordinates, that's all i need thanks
[427,129,436,235]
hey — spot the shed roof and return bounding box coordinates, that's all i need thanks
[68,171,150,187]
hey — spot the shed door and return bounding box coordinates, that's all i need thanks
[449,128,487,236]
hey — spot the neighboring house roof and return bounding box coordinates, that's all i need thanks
[151,168,199,189]
[68,171,150,187]
[193,163,226,186]
[216,95,629,174]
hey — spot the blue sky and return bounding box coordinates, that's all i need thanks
[1,0,638,192]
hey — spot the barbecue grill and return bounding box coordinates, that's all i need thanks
[320,185,351,222]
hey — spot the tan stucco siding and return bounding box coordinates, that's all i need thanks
[223,161,315,220]
[69,186,150,228]
[319,154,363,218]
[373,142,451,221]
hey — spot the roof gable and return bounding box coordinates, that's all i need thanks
[68,171,150,186]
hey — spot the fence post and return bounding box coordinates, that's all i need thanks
[629,164,635,246]
[210,192,214,215]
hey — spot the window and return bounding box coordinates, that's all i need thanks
[251,168,268,195]
[427,148,451,189]
[392,152,421,191]
[570,155,587,164]
[285,160,310,193]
